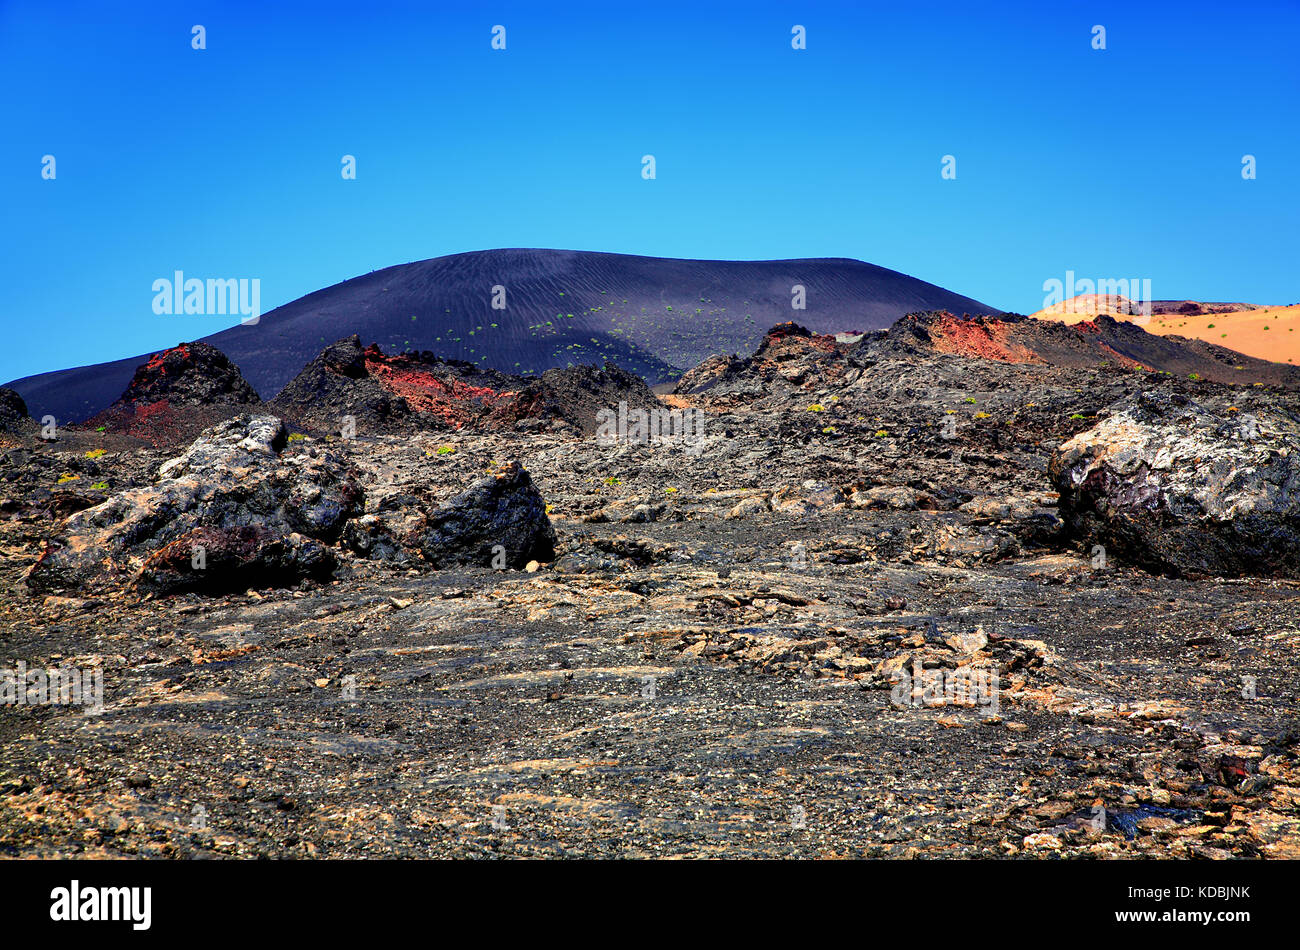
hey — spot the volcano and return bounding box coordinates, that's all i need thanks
[3,249,999,423]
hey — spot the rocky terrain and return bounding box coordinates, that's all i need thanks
[1,312,1298,859]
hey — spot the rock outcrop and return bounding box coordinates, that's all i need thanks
[112,342,260,407]
[0,387,34,435]
[26,415,363,595]
[875,311,1300,387]
[1050,391,1300,577]
[483,363,661,436]
[673,322,855,398]
[267,335,422,435]
[270,336,661,437]
[82,342,262,444]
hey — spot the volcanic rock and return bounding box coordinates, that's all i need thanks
[1050,391,1300,577]
[156,413,283,477]
[82,342,261,444]
[411,461,555,569]
[483,363,661,435]
[134,525,335,596]
[268,335,424,434]
[0,388,34,435]
[114,341,259,407]
[876,311,1300,387]
[25,415,363,594]
[271,336,659,436]
[674,322,855,399]
[341,514,415,565]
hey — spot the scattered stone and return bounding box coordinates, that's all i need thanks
[1023,833,1063,850]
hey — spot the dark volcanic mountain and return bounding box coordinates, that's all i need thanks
[4,249,999,423]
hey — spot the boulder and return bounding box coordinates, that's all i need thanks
[134,525,334,595]
[1049,392,1300,577]
[411,461,555,569]
[25,415,363,594]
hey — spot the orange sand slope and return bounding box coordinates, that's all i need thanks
[1033,294,1148,325]
[1032,298,1300,365]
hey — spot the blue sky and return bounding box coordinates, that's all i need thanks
[2,0,1297,382]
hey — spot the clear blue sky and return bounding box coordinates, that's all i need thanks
[2,0,1297,383]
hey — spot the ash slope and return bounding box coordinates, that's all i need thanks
[5,249,999,424]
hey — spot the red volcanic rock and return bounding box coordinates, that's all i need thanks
[361,346,517,428]
[268,335,520,435]
[81,342,261,445]
[114,342,259,407]
[267,336,414,435]
[755,322,840,357]
[676,311,1300,408]
[873,312,1299,386]
[270,336,660,436]
[761,322,814,344]
[914,312,1043,364]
